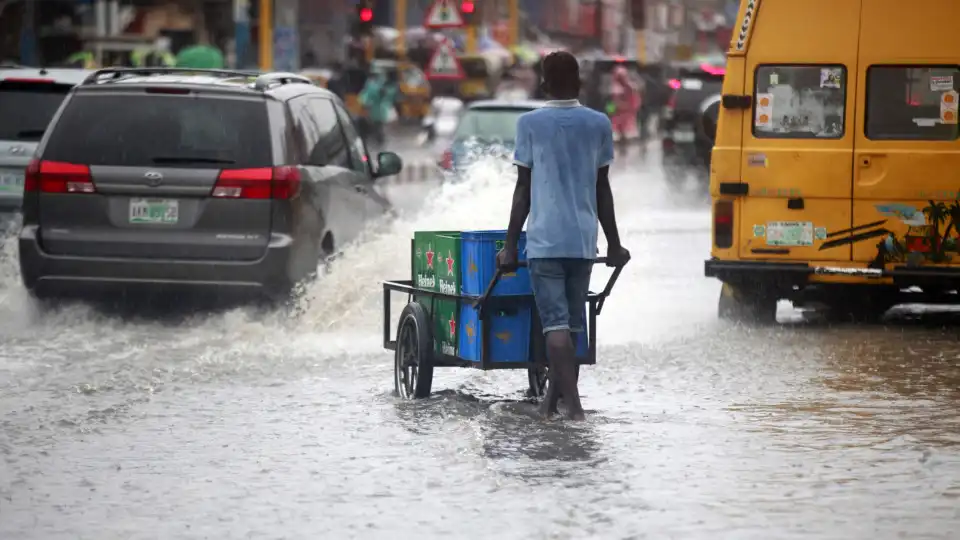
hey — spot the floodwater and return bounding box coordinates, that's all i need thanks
[1,148,958,539]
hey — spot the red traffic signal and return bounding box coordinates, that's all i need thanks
[460,1,475,13]
[359,7,373,22]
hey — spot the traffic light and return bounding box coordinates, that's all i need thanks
[461,1,478,26]
[630,0,646,29]
[356,1,374,36]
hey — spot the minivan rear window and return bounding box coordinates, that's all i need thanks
[753,65,846,139]
[865,65,960,141]
[43,94,272,168]
[454,108,533,142]
[0,81,74,141]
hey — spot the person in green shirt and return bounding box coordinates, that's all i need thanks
[358,70,399,148]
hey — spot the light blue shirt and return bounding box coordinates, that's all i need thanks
[513,100,614,259]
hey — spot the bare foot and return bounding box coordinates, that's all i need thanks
[539,381,560,418]
[567,410,586,421]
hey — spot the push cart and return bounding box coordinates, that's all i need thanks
[383,259,626,399]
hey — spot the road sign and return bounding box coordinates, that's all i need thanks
[425,0,465,29]
[426,40,465,80]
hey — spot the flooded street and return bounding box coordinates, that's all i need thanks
[1,150,958,539]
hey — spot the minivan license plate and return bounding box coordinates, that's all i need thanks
[129,198,178,224]
[0,172,24,192]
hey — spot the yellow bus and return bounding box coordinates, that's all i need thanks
[707,0,960,322]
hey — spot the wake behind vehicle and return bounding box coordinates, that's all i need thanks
[708,0,960,323]
[19,67,403,301]
[0,68,91,214]
[437,99,545,176]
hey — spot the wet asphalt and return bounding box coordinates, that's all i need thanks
[0,141,958,539]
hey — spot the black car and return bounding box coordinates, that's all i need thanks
[19,68,402,301]
[660,60,725,182]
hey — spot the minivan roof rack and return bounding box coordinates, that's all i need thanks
[81,67,262,85]
[253,72,312,90]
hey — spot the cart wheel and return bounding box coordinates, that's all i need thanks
[394,302,434,399]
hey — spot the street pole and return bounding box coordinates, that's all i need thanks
[95,0,107,66]
[20,0,37,65]
[234,0,251,68]
[633,0,646,64]
[258,0,273,70]
[365,36,375,64]
[508,0,519,47]
[466,25,477,54]
[397,0,407,61]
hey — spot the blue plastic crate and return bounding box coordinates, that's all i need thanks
[458,303,532,363]
[575,329,588,359]
[562,303,588,358]
[461,230,532,297]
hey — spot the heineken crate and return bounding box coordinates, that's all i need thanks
[458,303,532,363]
[434,233,461,296]
[413,231,461,356]
[461,230,531,297]
[433,298,459,356]
[412,230,457,290]
[411,294,461,356]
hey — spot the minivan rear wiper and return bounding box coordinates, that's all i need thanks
[151,156,236,165]
[16,129,45,139]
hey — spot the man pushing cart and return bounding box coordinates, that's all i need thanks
[383,51,629,421]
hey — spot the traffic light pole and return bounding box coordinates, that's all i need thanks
[509,0,519,47]
[466,25,477,54]
[233,0,250,68]
[258,0,273,70]
[636,29,646,64]
[396,0,407,60]
[631,0,646,64]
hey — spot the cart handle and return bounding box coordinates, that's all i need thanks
[475,258,627,316]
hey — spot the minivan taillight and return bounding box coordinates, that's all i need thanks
[24,159,95,194]
[714,200,734,248]
[212,166,301,200]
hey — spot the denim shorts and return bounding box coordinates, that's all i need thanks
[528,258,593,334]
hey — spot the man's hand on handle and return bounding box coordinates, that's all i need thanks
[606,244,631,267]
[496,247,519,273]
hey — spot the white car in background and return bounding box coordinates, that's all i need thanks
[418,96,464,146]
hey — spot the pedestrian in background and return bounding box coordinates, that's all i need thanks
[359,69,398,149]
[608,65,641,157]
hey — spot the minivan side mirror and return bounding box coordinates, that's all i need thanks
[375,151,403,178]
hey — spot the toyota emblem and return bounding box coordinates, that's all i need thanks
[144,171,163,187]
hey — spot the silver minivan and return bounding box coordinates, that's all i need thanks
[0,68,91,213]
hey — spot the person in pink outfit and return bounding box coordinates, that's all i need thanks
[607,66,642,156]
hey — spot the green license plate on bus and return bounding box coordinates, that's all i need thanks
[129,198,179,224]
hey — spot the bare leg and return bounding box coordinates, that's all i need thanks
[539,379,560,418]
[545,330,585,420]
[539,332,577,418]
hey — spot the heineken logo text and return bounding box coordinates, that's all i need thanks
[417,274,436,288]
[438,280,457,295]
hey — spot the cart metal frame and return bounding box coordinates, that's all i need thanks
[383,257,624,372]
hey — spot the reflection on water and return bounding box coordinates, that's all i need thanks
[730,316,960,451]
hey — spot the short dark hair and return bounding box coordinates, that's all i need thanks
[541,51,580,97]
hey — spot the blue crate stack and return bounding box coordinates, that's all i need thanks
[574,305,589,359]
[458,230,533,363]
